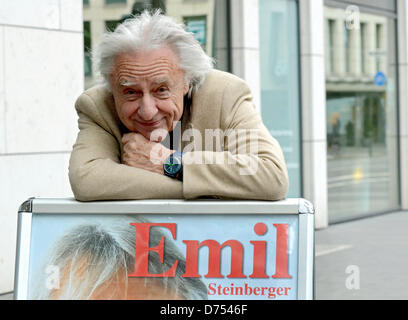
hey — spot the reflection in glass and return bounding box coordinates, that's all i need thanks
[105,20,121,32]
[184,16,207,51]
[344,22,350,74]
[360,22,366,74]
[325,7,399,222]
[84,21,92,77]
[106,0,127,4]
[259,0,301,197]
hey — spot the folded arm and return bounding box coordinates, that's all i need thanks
[182,80,289,201]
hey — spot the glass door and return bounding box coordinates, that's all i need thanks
[324,6,399,222]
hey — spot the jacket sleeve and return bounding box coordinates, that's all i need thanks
[182,78,289,201]
[68,92,183,201]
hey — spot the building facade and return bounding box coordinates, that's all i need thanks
[324,3,400,223]
[0,0,407,294]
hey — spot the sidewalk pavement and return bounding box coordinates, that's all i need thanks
[1,210,407,300]
[315,210,408,300]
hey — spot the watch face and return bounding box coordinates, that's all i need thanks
[164,155,182,175]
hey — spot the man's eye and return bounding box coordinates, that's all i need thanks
[125,89,136,95]
[156,87,170,96]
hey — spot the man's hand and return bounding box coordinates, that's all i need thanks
[122,132,175,175]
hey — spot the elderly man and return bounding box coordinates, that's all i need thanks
[69,11,288,201]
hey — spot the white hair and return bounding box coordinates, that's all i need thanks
[32,215,208,300]
[93,10,214,98]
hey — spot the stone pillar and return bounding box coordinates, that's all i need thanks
[229,0,261,113]
[367,22,377,76]
[397,0,408,210]
[333,18,346,76]
[0,0,83,293]
[350,26,362,76]
[299,0,328,229]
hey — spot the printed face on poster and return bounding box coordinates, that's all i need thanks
[24,213,299,300]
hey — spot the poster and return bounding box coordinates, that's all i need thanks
[23,213,299,300]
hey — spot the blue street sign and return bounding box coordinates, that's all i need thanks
[374,71,386,86]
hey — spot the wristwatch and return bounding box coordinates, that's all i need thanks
[163,151,183,181]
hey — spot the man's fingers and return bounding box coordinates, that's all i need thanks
[122,132,144,144]
[122,133,133,144]
[150,128,169,143]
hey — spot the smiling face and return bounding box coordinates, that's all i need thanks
[109,47,189,142]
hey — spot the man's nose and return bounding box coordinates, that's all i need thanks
[138,94,158,120]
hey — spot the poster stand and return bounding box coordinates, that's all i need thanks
[14,197,314,300]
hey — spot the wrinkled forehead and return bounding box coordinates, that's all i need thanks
[110,47,184,87]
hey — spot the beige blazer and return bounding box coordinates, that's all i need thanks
[68,70,289,201]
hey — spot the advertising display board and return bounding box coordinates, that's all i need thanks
[14,198,314,300]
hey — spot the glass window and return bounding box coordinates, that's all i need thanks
[105,20,121,32]
[375,23,384,72]
[328,19,336,74]
[325,6,399,223]
[84,21,92,77]
[258,0,302,198]
[360,22,366,74]
[105,0,127,5]
[344,22,351,74]
[83,0,230,88]
[184,16,207,51]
